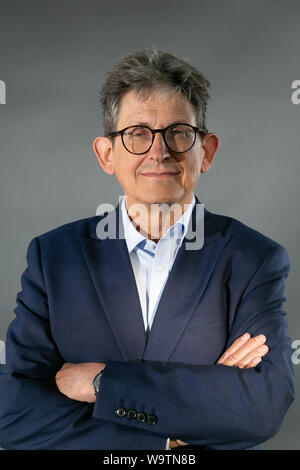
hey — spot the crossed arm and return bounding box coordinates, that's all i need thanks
[0,238,295,450]
[55,332,270,447]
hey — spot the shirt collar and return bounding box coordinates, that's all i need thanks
[121,195,196,254]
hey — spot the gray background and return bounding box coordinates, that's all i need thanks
[0,0,299,449]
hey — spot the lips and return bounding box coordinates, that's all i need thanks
[141,171,181,177]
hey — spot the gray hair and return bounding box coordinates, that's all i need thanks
[100,48,210,136]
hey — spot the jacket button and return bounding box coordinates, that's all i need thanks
[136,412,147,423]
[127,409,137,419]
[115,407,127,418]
[147,414,158,425]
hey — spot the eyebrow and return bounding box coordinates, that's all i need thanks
[126,120,192,128]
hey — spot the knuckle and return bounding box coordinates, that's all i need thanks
[251,335,264,346]
[251,337,260,345]
[238,336,246,343]
[226,353,235,362]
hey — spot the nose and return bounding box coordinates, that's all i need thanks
[147,132,170,162]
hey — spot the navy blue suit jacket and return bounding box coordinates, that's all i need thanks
[0,200,295,449]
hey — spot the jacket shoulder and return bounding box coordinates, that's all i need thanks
[206,209,288,261]
[36,215,102,243]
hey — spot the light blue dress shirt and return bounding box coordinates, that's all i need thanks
[121,194,196,449]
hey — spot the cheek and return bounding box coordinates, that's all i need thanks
[184,155,202,184]
[113,157,139,187]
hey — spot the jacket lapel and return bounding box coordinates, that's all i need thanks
[142,201,233,362]
[79,207,147,362]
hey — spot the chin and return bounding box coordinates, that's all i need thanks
[140,192,184,206]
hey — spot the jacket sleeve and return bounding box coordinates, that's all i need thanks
[93,244,295,449]
[0,237,166,450]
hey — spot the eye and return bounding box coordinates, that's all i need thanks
[170,128,184,135]
[126,127,148,138]
[169,126,193,137]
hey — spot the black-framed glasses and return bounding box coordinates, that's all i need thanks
[108,123,208,155]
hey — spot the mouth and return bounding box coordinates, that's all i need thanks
[141,171,181,178]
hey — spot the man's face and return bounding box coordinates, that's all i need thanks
[95,89,216,208]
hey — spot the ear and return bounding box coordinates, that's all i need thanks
[200,133,219,173]
[93,137,115,175]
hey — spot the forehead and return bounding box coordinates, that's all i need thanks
[117,89,197,128]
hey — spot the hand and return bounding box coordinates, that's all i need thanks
[217,333,269,368]
[169,439,189,448]
[55,362,106,402]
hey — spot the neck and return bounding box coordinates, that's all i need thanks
[125,195,194,242]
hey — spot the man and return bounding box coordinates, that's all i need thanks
[0,49,295,450]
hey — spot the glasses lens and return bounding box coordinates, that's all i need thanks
[165,125,196,152]
[123,126,153,154]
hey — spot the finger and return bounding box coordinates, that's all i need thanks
[59,362,73,371]
[169,440,180,448]
[235,345,269,368]
[244,357,263,369]
[221,336,267,366]
[217,333,251,363]
[176,439,189,446]
[218,335,267,366]
[56,363,72,379]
